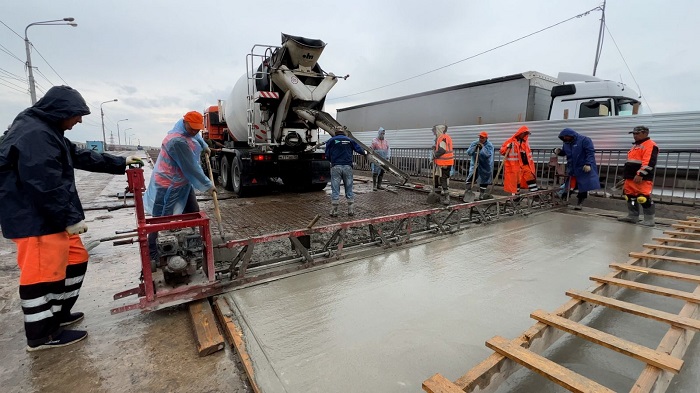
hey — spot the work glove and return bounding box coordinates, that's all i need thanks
[583,164,591,173]
[477,143,483,149]
[126,155,143,165]
[207,186,217,196]
[553,147,562,155]
[66,220,88,235]
[203,146,212,156]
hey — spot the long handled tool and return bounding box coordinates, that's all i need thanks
[205,153,225,242]
[488,144,512,194]
[463,146,480,202]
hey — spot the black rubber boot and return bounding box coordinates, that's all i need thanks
[617,198,640,223]
[372,174,377,191]
[641,204,656,227]
[376,173,384,190]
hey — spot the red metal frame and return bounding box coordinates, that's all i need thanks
[111,168,216,314]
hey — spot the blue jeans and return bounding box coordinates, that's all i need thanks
[330,165,354,203]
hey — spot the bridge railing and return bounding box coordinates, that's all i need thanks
[353,148,700,206]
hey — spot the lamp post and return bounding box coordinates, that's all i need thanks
[123,128,133,146]
[24,18,77,104]
[100,99,118,150]
[116,118,128,148]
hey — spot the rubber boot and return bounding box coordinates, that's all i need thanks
[330,203,339,217]
[372,174,378,191]
[348,202,355,216]
[462,184,472,201]
[573,196,584,211]
[617,198,639,223]
[441,191,450,206]
[376,173,384,190]
[641,204,655,227]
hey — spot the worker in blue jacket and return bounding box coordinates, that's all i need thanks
[324,129,370,217]
[464,131,494,200]
[553,128,600,209]
[0,85,141,351]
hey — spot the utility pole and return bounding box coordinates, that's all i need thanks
[592,0,606,76]
[24,18,77,104]
[100,99,118,150]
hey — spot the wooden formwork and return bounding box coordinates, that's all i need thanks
[424,216,700,393]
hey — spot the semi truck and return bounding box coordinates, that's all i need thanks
[203,34,346,196]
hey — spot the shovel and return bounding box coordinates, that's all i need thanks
[426,156,442,204]
[204,153,226,243]
[463,146,480,202]
[488,144,512,195]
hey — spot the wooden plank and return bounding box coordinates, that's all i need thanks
[671,224,700,231]
[642,243,700,254]
[422,373,466,393]
[653,237,700,245]
[631,285,700,393]
[485,336,615,393]
[590,275,700,303]
[629,252,700,267]
[663,230,700,239]
[566,289,700,331]
[212,297,262,393]
[530,310,683,373]
[609,263,700,284]
[675,220,700,226]
[188,299,224,357]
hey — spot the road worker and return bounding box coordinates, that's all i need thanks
[500,125,538,198]
[0,85,141,351]
[325,128,370,216]
[553,128,600,210]
[464,131,494,200]
[431,124,454,205]
[370,127,390,191]
[144,111,216,261]
[617,126,658,226]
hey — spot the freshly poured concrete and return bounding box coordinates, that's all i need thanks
[225,211,699,392]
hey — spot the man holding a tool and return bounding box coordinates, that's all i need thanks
[616,125,659,226]
[430,124,454,205]
[552,128,599,210]
[0,85,141,351]
[144,111,216,260]
[500,125,538,199]
[463,131,494,201]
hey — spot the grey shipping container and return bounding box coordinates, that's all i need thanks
[336,71,560,132]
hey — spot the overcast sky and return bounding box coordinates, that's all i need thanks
[1,1,697,147]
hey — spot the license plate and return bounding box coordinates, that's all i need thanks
[278,155,298,160]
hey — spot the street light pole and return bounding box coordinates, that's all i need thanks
[116,118,128,148]
[123,128,133,146]
[24,18,77,104]
[100,99,118,150]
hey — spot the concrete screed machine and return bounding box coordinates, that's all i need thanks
[111,34,411,314]
[204,33,409,196]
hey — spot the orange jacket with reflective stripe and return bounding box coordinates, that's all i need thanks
[623,138,658,181]
[434,134,454,167]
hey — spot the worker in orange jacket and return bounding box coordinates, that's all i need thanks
[499,125,538,197]
[617,126,659,226]
[431,124,454,205]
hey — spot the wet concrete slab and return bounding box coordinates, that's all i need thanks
[224,211,699,392]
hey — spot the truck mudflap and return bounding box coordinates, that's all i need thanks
[293,107,411,185]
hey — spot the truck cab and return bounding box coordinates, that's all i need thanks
[548,72,641,120]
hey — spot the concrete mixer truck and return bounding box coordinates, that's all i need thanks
[203,33,353,196]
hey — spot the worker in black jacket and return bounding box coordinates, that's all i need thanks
[0,85,141,351]
[325,129,370,217]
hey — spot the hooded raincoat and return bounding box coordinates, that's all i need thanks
[466,139,494,184]
[556,128,600,192]
[144,119,213,216]
[500,126,535,194]
[0,86,126,239]
[370,127,390,174]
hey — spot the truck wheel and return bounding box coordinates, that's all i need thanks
[220,156,234,191]
[232,159,246,197]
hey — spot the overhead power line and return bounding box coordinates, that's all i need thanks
[0,67,26,81]
[603,23,652,114]
[0,19,23,40]
[0,79,26,94]
[328,6,601,102]
[29,44,70,86]
[0,43,24,63]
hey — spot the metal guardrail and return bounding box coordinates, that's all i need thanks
[353,148,700,206]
